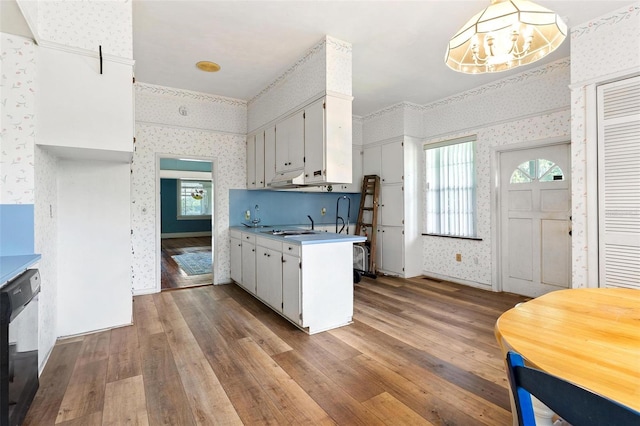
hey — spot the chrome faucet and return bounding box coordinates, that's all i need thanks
[251,204,261,227]
[307,215,314,230]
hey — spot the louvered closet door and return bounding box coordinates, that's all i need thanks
[597,76,640,289]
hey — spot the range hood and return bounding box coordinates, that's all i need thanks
[269,170,305,188]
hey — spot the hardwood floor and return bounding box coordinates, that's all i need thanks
[25,276,528,425]
[161,236,212,289]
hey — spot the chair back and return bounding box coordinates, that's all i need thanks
[506,351,640,426]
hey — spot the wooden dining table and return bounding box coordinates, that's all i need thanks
[495,288,640,423]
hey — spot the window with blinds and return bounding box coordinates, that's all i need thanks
[424,135,477,238]
[597,75,640,289]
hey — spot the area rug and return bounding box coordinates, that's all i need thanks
[172,252,212,275]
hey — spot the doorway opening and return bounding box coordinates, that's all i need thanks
[157,156,214,290]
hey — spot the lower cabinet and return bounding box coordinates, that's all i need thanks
[240,240,256,295]
[230,236,242,283]
[256,244,283,311]
[282,252,301,325]
[377,225,404,276]
[230,230,354,334]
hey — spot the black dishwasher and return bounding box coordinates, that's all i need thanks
[1,269,40,426]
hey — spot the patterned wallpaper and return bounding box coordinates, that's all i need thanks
[422,111,571,287]
[362,103,407,144]
[1,34,36,205]
[36,0,133,58]
[33,146,58,367]
[135,83,247,134]
[132,123,245,294]
[570,3,640,84]
[247,36,352,133]
[569,2,640,288]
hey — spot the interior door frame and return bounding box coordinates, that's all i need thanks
[491,136,571,292]
[155,153,217,292]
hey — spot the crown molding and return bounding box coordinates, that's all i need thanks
[571,3,640,39]
[135,83,247,108]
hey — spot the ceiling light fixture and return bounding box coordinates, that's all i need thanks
[445,0,567,74]
[196,61,221,72]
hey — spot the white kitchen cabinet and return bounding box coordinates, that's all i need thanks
[255,130,265,188]
[282,252,301,325]
[264,126,276,186]
[37,46,133,157]
[230,228,359,333]
[304,96,352,185]
[230,236,242,283]
[381,141,404,183]
[363,145,381,177]
[247,131,266,189]
[336,147,363,193]
[377,226,404,276]
[275,110,305,173]
[362,137,422,278]
[246,134,256,188]
[380,184,404,226]
[241,237,256,295]
[256,244,283,312]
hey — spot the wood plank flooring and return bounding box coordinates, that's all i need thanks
[161,236,212,289]
[25,275,528,425]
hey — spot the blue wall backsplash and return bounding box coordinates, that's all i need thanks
[161,179,212,234]
[0,204,35,256]
[229,190,361,228]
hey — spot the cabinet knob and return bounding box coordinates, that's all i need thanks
[288,247,292,250]
[267,254,271,257]
[252,249,255,252]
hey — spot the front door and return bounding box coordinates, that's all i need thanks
[500,144,571,297]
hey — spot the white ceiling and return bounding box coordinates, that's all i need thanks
[132,0,630,116]
[2,1,632,117]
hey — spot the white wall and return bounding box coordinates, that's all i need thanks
[570,2,640,288]
[132,84,247,294]
[56,159,132,336]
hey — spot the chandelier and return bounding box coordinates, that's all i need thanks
[445,0,567,74]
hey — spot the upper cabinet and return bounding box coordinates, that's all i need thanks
[246,134,256,188]
[304,96,352,185]
[275,110,305,173]
[36,46,134,157]
[264,126,276,186]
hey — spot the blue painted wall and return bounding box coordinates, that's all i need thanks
[161,179,212,234]
[0,204,35,256]
[229,190,361,228]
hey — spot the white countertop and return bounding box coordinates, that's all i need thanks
[230,226,366,245]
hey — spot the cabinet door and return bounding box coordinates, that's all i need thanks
[255,131,265,188]
[246,134,256,189]
[288,110,305,171]
[241,241,256,294]
[257,247,283,311]
[282,253,301,325]
[380,184,404,226]
[344,147,363,192]
[230,238,242,283]
[276,111,305,173]
[380,226,404,275]
[363,145,381,177]
[264,126,276,186]
[304,99,325,184]
[381,141,403,184]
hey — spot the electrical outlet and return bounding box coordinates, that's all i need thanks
[245,210,251,220]
[456,253,462,262]
[321,207,326,216]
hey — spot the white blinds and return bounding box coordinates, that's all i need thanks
[424,136,477,237]
[597,76,640,289]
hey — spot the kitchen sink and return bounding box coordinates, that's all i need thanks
[261,230,317,236]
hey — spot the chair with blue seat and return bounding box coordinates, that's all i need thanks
[506,351,640,426]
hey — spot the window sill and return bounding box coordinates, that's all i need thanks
[422,233,483,241]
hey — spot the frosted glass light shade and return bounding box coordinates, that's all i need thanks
[445,0,567,74]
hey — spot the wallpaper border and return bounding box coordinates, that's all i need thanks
[135,82,247,107]
[571,3,640,39]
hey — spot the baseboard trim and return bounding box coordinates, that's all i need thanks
[421,270,493,291]
[161,232,212,239]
